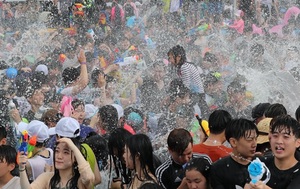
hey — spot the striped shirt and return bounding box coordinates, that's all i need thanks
[178,63,204,94]
[155,153,212,189]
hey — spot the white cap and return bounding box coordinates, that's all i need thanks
[111,104,124,120]
[85,104,98,119]
[26,120,49,142]
[55,117,80,138]
[35,64,49,75]
[48,127,56,136]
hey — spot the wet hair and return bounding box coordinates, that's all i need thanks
[203,52,218,64]
[98,105,119,133]
[250,43,264,57]
[24,83,43,99]
[71,99,85,110]
[41,109,60,126]
[225,118,258,142]
[264,103,287,118]
[168,45,187,66]
[167,128,193,154]
[252,103,271,119]
[0,145,17,175]
[185,157,211,183]
[208,110,232,134]
[125,134,156,182]
[30,70,48,87]
[139,183,162,189]
[15,73,31,97]
[168,78,190,102]
[295,106,300,122]
[0,127,7,140]
[270,115,300,139]
[227,81,246,94]
[50,138,81,189]
[108,128,132,184]
[62,67,80,85]
[84,134,108,170]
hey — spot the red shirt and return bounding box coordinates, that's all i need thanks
[193,143,232,162]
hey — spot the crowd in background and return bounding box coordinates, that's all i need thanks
[0,0,300,188]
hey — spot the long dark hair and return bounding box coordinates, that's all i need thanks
[108,128,132,185]
[125,134,156,182]
[49,138,81,189]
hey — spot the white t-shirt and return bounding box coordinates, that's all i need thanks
[2,176,21,189]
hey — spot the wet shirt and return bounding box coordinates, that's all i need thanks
[263,156,300,189]
[210,156,251,189]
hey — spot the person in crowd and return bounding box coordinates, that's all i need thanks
[228,10,245,34]
[0,145,20,189]
[19,137,95,189]
[0,126,7,145]
[203,72,227,111]
[60,49,89,97]
[210,118,258,188]
[124,134,157,188]
[177,157,211,189]
[252,102,271,125]
[250,115,300,189]
[193,110,233,162]
[17,120,53,182]
[95,104,119,137]
[157,79,194,136]
[295,105,300,122]
[108,128,133,189]
[155,128,211,189]
[167,45,204,98]
[47,117,101,186]
[225,81,252,119]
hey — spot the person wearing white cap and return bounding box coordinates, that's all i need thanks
[47,117,101,187]
[19,137,95,189]
[17,120,53,182]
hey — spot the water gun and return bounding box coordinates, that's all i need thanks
[195,114,210,138]
[121,45,137,58]
[114,55,139,66]
[248,158,271,184]
[18,131,37,159]
[73,3,85,16]
[187,23,210,36]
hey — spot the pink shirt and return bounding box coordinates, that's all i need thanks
[229,19,245,34]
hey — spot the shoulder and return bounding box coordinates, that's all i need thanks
[193,153,212,164]
[156,158,173,176]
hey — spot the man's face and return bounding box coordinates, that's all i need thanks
[169,142,193,165]
[232,130,257,159]
[0,158,14,179]
[269,127,300,160]
[28,89,45,107]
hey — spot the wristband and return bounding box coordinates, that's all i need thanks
[80,62,86,65]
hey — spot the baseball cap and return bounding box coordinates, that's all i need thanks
[85,104,98,119]
[26,120,50,143]
[111,104,124,120]
[35,64,49,75]
[55,117,80,138]
[257,118,272,144]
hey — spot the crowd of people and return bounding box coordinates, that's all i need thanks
[0,0,300,188]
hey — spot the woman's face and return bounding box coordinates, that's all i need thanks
[123,145,134,169]
[71,104,86,124]
[55,142,75,170]
[185,169,207,189]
